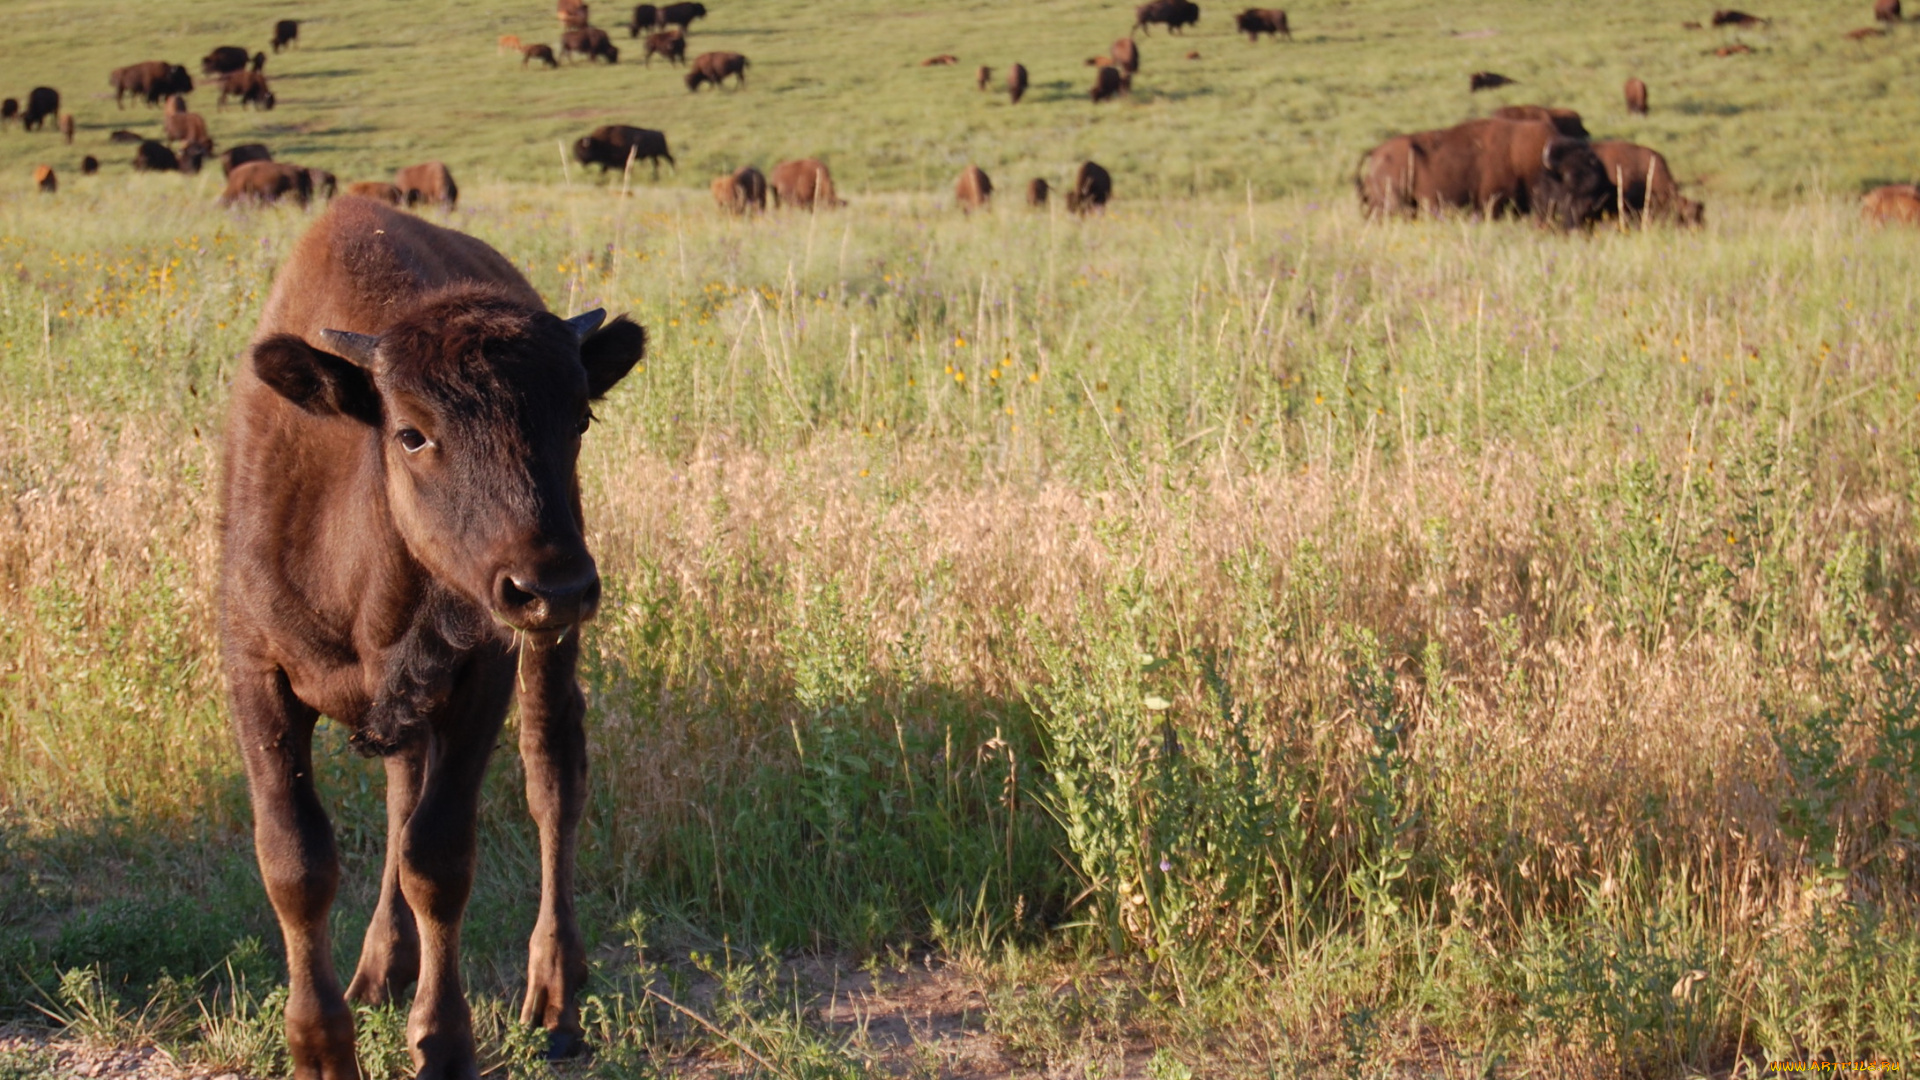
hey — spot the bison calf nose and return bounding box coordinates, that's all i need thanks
[495,571,602,631]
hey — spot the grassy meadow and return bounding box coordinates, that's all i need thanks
[3,0,1920,1078]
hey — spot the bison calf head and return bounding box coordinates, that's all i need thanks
[252,288,646,633]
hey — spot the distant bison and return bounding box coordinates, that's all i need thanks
[770,158,843,209]
[1711,9,1768,26]
[252,51,268,73]
[59,113,74,145]
[179,142,212,174]
[221,160,312,207]
[307,168,338,200]
[1591,141,1702,225]
[498,34,524,54]
[1714,43,1754,55]
[976,64,992,90]
[346,180,405,205]
[1469,71,1515,91]
[203,46,250,76]
[0,99,15,127]
[395,161,459,208]
[1091,64,1127,102]
[1135,0,1201,34]
[1846,25,1887,37]
[955,165,992,211]
[1111,37,1140,73]
[1863,184,1920,224]
[921,54,959,66]
[164,110,212,148]
[81,155,99,175]
[23,87,60,131]
[711,165,767,213]
[1624,77,1648,114]
[272,20,299,52]
[644,29,686,65]
[659,1,707,30]
[523,44,560,68]
[1066,161,1111,213]
[110,63,192,108]
[562,28,621,63]
[1490,104,1587,139]
[558,0,591,30]
[686,51,748,90]
[132,139,180,172]
[1235,8,1290,40]
[109,130,146,144]
[219,70,275,110]
[629,4,661,35]
[1007,62,1028,103]
[34,165,56,194]
[573,125,676,176]
[1875,0,1901,21]
[223,144,273,175]
[1026,177,1049,207]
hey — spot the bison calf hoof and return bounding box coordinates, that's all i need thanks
[544,1029,584,1061]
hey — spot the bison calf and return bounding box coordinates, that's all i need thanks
[711,165,767,213]
[220,70,275,110]
[524,44,560,68]
[770,158,843,209]
[34,165,56,194]
[1066,160,1111,214]
[1026,177,1050,207]
[346,180,405,204]
[59,113,74,144]
[1091,64,1127,102]
[644,29,686,65]
[396,161,459,208]
[686,51,748,90]
[1007,62,1028,104]
[1624,77,1648,114]
[81,155,99,175]
[955,165,992,212]
[220,160,312,207]
[976,64,991,90]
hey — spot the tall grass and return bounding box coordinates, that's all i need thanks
[2,181,1919,1074]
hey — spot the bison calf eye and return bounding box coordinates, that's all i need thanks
[578,409,595,435]
[396,428,431,453]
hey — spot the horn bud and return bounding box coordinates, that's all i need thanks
[317,329,381,367]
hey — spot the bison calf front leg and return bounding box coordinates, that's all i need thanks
[516,635,590,1059]
[347,743,425,1006]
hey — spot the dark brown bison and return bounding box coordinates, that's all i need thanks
[558,0,591,30]
[252,51,268,73]
[223,144,273,175]
[1469,71,1516,91]
[80,155,99,175]
[976,64,992,90]
[180,141,213,174]
[0,99,15,127]
[203,46,251,76]
[220,195,645,1079]
[561,28,621,63]
[1066,160,1111,213]
[524,44,560,68]
[346,180,405,204]
[271,19,299,52]
[1027,177,1049,206]
[1235,8,1290,40]
[1875,0,1901,21]
[1712,9,1768,26]
[1135,0,1201,34]
[573,125,676,177]
[770,158,843,209]
[164,110,212,148]
[644,29,686,65]
[220,160,311,206]
[22,87,59,131]
[1091,64,1127,102]
[1863,184,1920,224]
[1591,141,1703,225]
[659,1,707,29]
[59,113,74,144]
[1624,77,1648,114]
[629,4,660,35]
[307,168,338,200]
[711,165,767,213]
[1490,104,1587,139]
[396,162,459,208]
[111,63,193,108]
[1007,62,1028,103]
[955,165,992,211]
[132,139,180,171]
[34,165,55,194]
[1111,37,1140,73]
[219,70,275,110]
[109,129,146,144]
[686,51,748,90]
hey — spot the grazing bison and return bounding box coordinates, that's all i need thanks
[1135,0,1201,34]
[346,180,405,204]
[22,87,59,131]
[223,144,273,175]
[59,113,74,145]
[0,99,15,127]
[1007,62,1028,103]
[561,28,620,63]
[686,51,748,90]
[1712,9,1768,26]
[976,64,992,90]
[132,139,180,171]
[1469,71,1515,91]
[1362,118,1614,228]
[34,165,55,194]
[1027,177,1050,207]
[558,0,591,30]
[220,194,645,1080]
[81,155,99,175]
[1490,104,1587,139]
[395,161,458,208]
[252,51,268,74]
[203,46,251,76]
[220,161,311,206]
[644,29,686,65]
[1111,37,1140,73]
[524,44,560,68]
[1091,64,1127,102]
[629,4,660,35]
[111,63,192,108]
[220,70,276,110]
[272,20,299,52]
[1235,8,1291,40]
[711,165,767,213]
[659,1,707,30]
[922,54,959,66]
[307,168,338,200]
[164,110,212,148]
[1624,77,1648,114]
[1875,0,1901,21]
[1066,161,1112,213]
[573,125,676,177]
[179,141,213,174]
[1863,184,1920,224]
[1591,141,1702,226]
[955,165,992,211]
[770,158,843,209]
[109,129,146,144]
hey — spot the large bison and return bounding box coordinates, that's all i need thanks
[660,1,707,29]
[1235,8,1291,40]
[629,4,661,35]
[711,164,767,213]
[561,27,620,63]
[1007,62,1028,103]
[770,158,843,209]
[219,195,645,1079]
[1357,118,1614,228]
[644,29,686,65]
[112,63,192,108]
[222,143,273,175]
[573,125,676,177]
[219,160,313,207]
[1591,141,1703,225]
[396,162,459,208]
[1863,184,1920,224]
[1066,160,1111,213]
[1624,77,1648,114]
[686,51,748,90]
[219,70,275,110]
[1135,0,1201,34]
[955,165,992,211]
[203,46,251,76]
[272,19,299,52]
[1091,64,1127,102]
[1490,104,1587,139]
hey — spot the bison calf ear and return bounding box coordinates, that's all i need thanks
[252,333,382,424]
[579,316,647,399]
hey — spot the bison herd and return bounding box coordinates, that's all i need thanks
[503,0,743,93]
